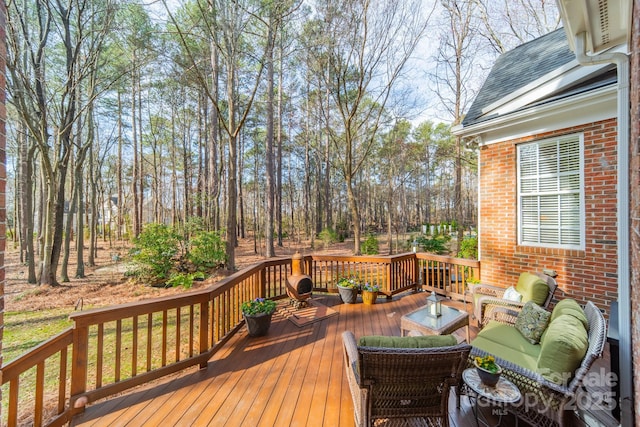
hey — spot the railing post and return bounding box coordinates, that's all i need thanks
[199,300,209,369]
[386,262,393,293]
[70,324,89,413]
[413,254,419,291]
[260,266,267,298]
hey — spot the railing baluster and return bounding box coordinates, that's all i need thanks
[8,377,18,427]
[132,316,138,377]
[175,307,181,363]
[115,319,122,382]
[96,323,103,388]
[146,313,152,372]
[35,361,44,427]
[161,310,168,367]
[58,346,67,414]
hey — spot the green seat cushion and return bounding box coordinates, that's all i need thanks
[514,301,551,344]
[537,314,588,384]
[472,322,540,371]
[358,334,457,348]
[515,272,549,305]
[549,299,588,329]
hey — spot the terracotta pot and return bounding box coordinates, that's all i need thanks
[362,290,378,305]
[338,285,359,304]
[244,312,273,337]
[474,360,502,387]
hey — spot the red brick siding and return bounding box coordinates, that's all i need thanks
[630,0,640,419]
[479,119,618,313]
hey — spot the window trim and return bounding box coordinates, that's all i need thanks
[516,134,585,250]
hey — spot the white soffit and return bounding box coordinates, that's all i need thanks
[557,0,631,53]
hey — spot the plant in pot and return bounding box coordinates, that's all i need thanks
[241,297,277,337]
[336,277,360,304]
[361,282,381,305]
[474,355,502,387]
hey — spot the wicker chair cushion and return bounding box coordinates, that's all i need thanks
[515,272,549,305]
[549,298,588,329]
[537,314,588,384]
[514,301,551,344]
[358,334,456,348]
[471,322,540,371]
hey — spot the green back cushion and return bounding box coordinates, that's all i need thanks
[537,314,588,384]
[550,298,588,329]
[358,334,457,348]
[515,272,549,305]
[514,301,551,344]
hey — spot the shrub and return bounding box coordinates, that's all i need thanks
[166,272,195,289]
[458,236,478,259]
[128,223,181,282]
[361,234,379,255]
[189,230,226,269]
[319,227,338,249]
[412,235,449,255]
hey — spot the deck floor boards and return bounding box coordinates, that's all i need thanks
[70,291,616,427]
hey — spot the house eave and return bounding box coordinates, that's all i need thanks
[453,83,616,145]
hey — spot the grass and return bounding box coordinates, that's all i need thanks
[3,309,74,363]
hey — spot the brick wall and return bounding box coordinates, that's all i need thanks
[0,0,6,412]
[630,0,640,419]
[479,119,618,313]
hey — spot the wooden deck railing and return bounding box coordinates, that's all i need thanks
[1,252,479,426]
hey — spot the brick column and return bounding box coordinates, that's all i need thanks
[630,0,640,420]
[0,0,6,413]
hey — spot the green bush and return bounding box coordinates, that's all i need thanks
[166,272,195,289]
[188,230,226,269]
[412,235,450,255]
[361,234,379,255]
[458,236,478,259]
[319,227,338,249]
[129,223,181,281]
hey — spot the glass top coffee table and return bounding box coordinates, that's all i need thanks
[400,304,470,342]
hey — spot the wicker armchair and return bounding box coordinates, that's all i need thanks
[471,272,557,326]
[469,301,606,427]
[342,331,471,427]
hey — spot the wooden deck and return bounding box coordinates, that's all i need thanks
[70,291,616,427]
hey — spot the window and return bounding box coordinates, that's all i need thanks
[517,134,583,249]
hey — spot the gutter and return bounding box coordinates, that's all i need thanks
[574,32,632,424]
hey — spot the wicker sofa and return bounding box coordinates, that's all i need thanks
[342,331,471,427]
[469,300,606,427]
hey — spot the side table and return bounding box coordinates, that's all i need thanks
[462,368,521,427]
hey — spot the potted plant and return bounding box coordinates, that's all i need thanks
[361,282,381,305]
[337,277,360,304]
[241,297,277,337]
[474,354,502,387]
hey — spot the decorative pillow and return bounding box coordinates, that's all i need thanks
[515,272,549,305]
[358,334,457,348]
[503,286,523,302]
[514,301,551,344]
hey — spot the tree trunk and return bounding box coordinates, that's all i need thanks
[264,22,276,257]
[117,91,124,240]
[131,65,140,238]
[18,126,37,283]
[346,174,361,255]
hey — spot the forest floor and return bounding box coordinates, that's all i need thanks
[4,234,407,313]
